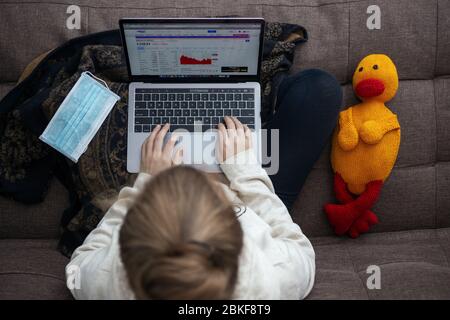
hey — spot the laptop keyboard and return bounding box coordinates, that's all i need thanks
[133,88,255,133]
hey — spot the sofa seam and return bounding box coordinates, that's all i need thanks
[344,244,370,299]
[433,0,439,231]
[251,0,368,8]
[346,1,351,83]
[354,260,450,273]
[0,271,65,282]
[433,81,439,230]
[317,268,359,274]
[313,161,450,171]
[0,2,209,11]
[393,162,437,169]
[86,3,89,34]
[310,227,450,244]
[434,0,439,77]
[0,0,369,9]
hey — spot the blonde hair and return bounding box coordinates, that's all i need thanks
[119,166,243,300]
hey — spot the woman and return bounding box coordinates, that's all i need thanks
[66,69,342,299]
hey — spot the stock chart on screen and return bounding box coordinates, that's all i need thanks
[123,22,261,77]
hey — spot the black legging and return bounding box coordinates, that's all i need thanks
[264,69,343,211]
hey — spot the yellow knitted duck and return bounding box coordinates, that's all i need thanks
[324,54,400,238]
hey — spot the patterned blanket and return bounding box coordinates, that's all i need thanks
[0,23,307,256]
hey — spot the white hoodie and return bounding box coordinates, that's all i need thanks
[66,150,315,300]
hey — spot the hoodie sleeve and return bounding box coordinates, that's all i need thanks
[65,173,152,300]
[221,150,316,299]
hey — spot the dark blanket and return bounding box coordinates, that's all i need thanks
[0,23,307,256]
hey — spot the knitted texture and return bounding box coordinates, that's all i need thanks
[332,54,400,194]
[325,174,382,237]
[324,54,401,238]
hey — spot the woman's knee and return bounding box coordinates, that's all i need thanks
[290,68,343,109]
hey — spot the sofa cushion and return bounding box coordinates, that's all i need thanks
[308,228,450,299]
[348,0,437,81]
[0,0,449,241]
[436,78,450,162]
[294,166,440,237]
[0,178,69,239]
[0,239,72,299]
[0,2,87,82]
[0,0,446,83]
[263,1,350,84]
[437,163,450,228]
[2,230,449,300]
[436,0,450,76]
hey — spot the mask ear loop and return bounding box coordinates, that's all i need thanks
[84,71,110,89]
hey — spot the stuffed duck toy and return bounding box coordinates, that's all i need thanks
[324,54,400,238]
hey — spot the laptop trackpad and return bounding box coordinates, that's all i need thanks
[167,131,220,172]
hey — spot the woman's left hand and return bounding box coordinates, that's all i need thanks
[217,116,252,163]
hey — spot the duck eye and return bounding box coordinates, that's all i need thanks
[373,64,379,70]
[358,67,363,72]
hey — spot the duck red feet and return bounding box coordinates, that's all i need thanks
[324,173,382,238]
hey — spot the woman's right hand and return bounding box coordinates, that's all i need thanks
[140,123,183,175]
[217,116,253,163]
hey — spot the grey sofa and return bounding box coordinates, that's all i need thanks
[1,0,449,299]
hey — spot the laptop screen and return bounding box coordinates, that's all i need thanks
[121,19,263,80]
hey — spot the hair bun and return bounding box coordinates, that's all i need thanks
[188,240,214,256]
[167,240,222,269]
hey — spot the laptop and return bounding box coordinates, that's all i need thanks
[119,18,265,173]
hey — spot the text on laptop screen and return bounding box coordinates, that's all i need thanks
[123,22,262,78]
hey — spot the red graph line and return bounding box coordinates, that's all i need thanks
[180,55,212,65]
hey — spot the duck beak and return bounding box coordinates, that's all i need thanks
[355,78,385,98]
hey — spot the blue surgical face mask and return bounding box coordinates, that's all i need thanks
[40,71,120,162]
